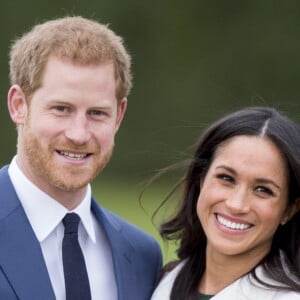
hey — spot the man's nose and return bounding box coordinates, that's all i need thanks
[64,115,91,145]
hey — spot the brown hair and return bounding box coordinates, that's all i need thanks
[9,16,132,102]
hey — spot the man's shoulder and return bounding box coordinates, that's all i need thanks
[0,164,21,217]
[0,165,10,180]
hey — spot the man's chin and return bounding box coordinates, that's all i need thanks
[53,177,90,192]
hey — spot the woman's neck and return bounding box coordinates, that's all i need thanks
[199,245,268,294]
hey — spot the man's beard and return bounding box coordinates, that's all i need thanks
[20,124,114,192]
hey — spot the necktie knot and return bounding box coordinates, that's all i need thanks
[63,213,80,234]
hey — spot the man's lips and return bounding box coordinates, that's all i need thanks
[56,150,92,160]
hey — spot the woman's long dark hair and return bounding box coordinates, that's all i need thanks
[157,107,300,300]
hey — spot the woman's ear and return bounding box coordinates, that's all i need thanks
[7,84,28,125]
[281,198,300,225]
[199,171,208,189]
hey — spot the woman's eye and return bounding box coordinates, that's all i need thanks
[216,173,234,183]
[255,186,274,196]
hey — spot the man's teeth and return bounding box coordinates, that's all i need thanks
[216,214,251,230]
[60,151,87,160]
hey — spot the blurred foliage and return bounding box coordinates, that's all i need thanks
[1,1,300,176]
[2,1,300,255]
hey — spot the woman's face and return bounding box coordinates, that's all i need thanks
[197,135,290,261]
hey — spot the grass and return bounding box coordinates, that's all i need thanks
[92,176,179,263]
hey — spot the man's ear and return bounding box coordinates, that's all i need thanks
[7,84,28,125]
[115,97,127,133]
[282,198,300,225]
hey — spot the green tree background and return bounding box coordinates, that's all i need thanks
[1,0,300,259]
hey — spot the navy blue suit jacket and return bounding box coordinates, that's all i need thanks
[0,165,162,299]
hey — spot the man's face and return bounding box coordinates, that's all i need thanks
[10,56,126,207]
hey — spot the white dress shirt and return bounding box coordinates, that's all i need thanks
[8,157,117,300]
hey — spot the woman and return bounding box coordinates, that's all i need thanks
[151,107,300,299]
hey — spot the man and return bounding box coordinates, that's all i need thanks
[1,16,162,300]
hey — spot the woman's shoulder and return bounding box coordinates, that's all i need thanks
[214,266,300,300]
[150,261,185,300]
[273,291,300,299]
[248,266,300,299]
[151,261,300,300]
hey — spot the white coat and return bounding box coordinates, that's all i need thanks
[151,261,300,300]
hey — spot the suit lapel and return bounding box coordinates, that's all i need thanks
[0,166,55,300]
[92,201,137,300]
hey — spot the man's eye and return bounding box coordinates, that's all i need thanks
[55,106,67,112]
[90,110,102,115]
[89,110,108,117]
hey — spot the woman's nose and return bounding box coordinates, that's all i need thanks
[225,188,250,213]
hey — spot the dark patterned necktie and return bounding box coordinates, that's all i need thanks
[62,213,91,300]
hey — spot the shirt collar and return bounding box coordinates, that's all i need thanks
[8,156,96,243]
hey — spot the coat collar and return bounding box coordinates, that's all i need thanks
[91,200,137,300]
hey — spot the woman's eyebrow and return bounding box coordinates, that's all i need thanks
[216,165,237,175]
[216,165,281,190]
[255,178,281,190]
